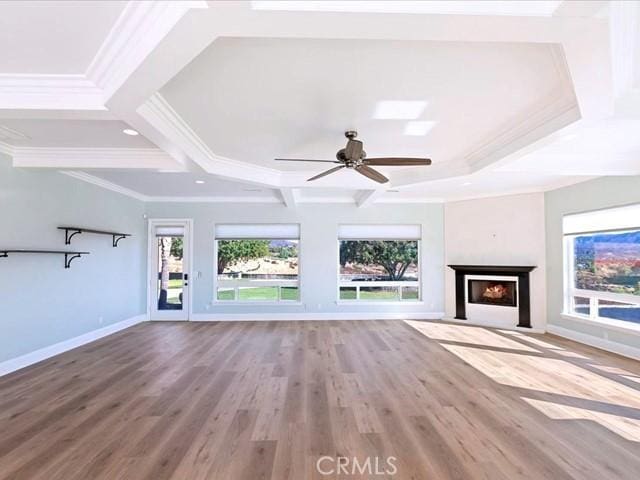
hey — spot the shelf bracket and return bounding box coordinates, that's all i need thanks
[64,253,82,269]
[0,251,7,258]
[63,228,82,245]
[112,234,127,248]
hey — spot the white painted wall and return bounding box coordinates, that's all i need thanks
[444,193,547,330]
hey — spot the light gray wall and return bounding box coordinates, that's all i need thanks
[545,175,640,351]
[144,202,445,316]
[0,157,147,363]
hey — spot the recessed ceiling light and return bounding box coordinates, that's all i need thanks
[461,182,473,186]
[387,189,400,193]
[404,121,437,136]
[195,180,205,184]
[122,128,139,136]
[243,188,262,192]
[374,101,427,120]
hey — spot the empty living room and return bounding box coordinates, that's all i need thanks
[2,1,640,479]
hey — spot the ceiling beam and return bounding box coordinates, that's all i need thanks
[279,188,298,208]
[610,0,640,99]
[0,75,105,111]
[11,147,183,170]
[356,189,385,208]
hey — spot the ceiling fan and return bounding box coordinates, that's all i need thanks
[275,131,432,183]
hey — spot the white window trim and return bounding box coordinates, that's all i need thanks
[213,225,301,304]
[563,230,640,327]
[337,238,422,303]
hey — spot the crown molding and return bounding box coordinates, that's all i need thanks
[0,74,105,110]
[12,147,179,170]
[0,140,15,156]
[0,2,207,111]
[0,124,30,141]
[138,93,282,185]
[145,196,282,203]
[61,171,149,201]
[87,1,208,101]
[610,0,640,97]
[375,197,445,204]
[463,45,579,173]
[297,196,356,204]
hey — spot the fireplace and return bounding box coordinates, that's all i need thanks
[448,265,536,328]
[468,279,517,307]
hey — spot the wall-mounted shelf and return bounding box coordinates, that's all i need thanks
[58,226,131,247]
[0,249,90,269]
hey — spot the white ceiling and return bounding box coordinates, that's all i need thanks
[161,37,566,173]
[497,118,640,175]
[0,119,153,148]
[87,170,280,199]
[0,0,637,206]
[250,1,564,17]
[0,1,126,74]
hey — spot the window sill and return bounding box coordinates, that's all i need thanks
[560,312,640,335]
[213,301,303,306]
[336,300,425,306]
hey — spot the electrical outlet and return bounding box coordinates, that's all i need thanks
[98,316,103,325]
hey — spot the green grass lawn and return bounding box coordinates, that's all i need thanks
[340,287,419,301]
[215,285,419,302]
[217,286,299,301]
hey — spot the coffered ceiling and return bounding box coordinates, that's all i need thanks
[0,0,638,206]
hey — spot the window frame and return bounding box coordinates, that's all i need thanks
[563,222,640,326]
[336,236,422,303]
[214,224,301,304]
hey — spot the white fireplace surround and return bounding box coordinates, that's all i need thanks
[465,274,520,328]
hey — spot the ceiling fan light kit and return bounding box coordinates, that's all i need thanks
[275,131,432,183]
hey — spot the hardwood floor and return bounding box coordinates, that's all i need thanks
[1,320,640,480]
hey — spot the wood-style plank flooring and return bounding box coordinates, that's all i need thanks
[1,320,640,479]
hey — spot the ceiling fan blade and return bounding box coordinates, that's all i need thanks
[307,165,345,181]
[364,157,432,166]
[355,165,389,183]
[275,158,340,163]
[345,139,363,160]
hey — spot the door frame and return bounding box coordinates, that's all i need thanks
[147,218,194,321]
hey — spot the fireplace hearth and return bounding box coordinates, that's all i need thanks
[448,265,536,328]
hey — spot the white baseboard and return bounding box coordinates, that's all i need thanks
[0,314,148,377]
[441,316,545,334]
[547,324,640,361]
[189,312,444,322]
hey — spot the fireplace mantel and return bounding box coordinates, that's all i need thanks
[448,265,537,328]
[448,265,536,274]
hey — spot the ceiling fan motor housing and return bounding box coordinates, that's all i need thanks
[336,148,366,167]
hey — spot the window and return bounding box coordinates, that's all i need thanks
[564,204,640,325]
[215,224,299,302]
[338,224,421,302]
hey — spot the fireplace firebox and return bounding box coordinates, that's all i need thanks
[468,280,517,307]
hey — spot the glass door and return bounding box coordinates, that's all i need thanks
[149,220,190,320]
